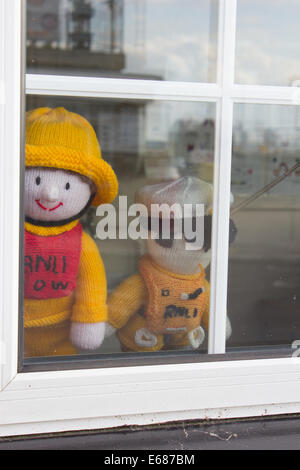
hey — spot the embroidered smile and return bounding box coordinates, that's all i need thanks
[35,199,63,212]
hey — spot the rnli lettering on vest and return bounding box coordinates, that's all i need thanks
[25,254,68,292]
[24,224,82,300]
[164,304,199,320]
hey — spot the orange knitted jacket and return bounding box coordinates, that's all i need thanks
[108,255,210,352]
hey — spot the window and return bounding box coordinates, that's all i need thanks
[228,103,300,349]
[1,0,300,438]
[24,0,219,363]
[27,0,218,83]
[235,0,300,86]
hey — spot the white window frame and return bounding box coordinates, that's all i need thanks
[1,0,300,437]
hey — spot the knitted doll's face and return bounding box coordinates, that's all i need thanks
[25,167,94,225]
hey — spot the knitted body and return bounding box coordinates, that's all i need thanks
[107,177,217,352]
[140,255,207,335]
[107,177,234,352]
[108,256,210,352]
[23,107,118,357]
[24,221,107,357]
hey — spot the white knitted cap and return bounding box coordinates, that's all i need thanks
[135,176,213,215]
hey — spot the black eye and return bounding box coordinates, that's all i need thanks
[65,182,70,190]
[155,238,174,249]
[35,176,41,185]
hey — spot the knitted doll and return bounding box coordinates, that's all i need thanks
[24,107,118,357]
[106,177,235,352]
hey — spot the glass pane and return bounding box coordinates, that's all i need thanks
[228,103,300,349]
[26,0,218,83]
[23,96,216,360]
[235,0,300,86]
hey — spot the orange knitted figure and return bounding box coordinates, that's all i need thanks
[24,107,118,357]
[107,177,234,352]
[139,255,208,336]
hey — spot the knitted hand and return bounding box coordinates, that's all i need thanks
[187,326,205,349]
[70,321,105,350]
[226,316,232,340]
[105,322,117,338]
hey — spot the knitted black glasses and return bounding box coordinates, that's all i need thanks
[143,215,237,251]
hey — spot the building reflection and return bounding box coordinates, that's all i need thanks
[27,0,126,75]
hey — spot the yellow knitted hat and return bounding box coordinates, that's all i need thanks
[25,107,118,206]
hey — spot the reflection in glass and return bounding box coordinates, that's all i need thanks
[236,0,300,86]
[26,0,218,82]
[24,96,216,358]
[228,104,300,348]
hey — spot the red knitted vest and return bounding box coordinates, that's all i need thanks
[24,223,82,300]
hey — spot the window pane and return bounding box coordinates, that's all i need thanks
[235,0,300,86]
[26,0,218,83]
[228,103,300,348]
[23,96,215,359]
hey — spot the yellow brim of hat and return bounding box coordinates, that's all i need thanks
[25,144,118,206]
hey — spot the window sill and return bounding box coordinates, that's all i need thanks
[1,356,300,437]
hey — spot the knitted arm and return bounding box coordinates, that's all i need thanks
[71,230,107,324]
[108,273,147,329]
